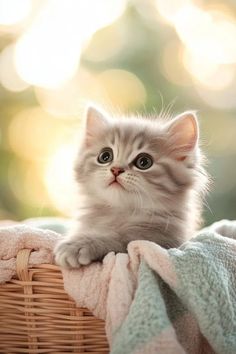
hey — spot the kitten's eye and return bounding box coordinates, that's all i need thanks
[98,148,113,164]
[134,153,153,170]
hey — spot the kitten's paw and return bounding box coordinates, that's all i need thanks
[54,238,95,269]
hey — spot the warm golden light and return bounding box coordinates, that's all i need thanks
[154,0,193,23]
[84,25,125,62]
[161,40,191,86]
[14,0,126,89]
[0,0,31,26]
[155,0,236,99]
[195,81,236,109]
[97,69,147,110]
[8,161,49,207]
[0,45,29,92]
[43,143,78,216]
[34,69,104,117]
[0,0,234,227]
[14,1,82,89]
[8,108,68,161]
[174,6,236,65]
[182,49,235,90]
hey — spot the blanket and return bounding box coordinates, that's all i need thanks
[0,218,236,354]
[111,221,236,354]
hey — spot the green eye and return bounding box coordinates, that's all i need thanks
[98,148,113,164]
[134,153,153,170]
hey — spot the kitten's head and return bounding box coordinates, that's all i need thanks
[75,106,206,210]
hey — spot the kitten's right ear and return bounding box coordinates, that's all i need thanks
[85,106,109,146]
[166,111,199,160]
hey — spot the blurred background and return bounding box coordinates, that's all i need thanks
[0,0,236,225]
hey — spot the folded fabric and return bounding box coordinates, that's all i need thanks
[110,223,236,354]
[0,218,236,354]
[0,223,60,283]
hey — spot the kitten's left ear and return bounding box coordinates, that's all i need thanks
[166,111,199,159]
[85,105,109,145]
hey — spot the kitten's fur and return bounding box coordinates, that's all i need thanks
[54,106,208,268]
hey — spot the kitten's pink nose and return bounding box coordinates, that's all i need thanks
[111,167,125,176]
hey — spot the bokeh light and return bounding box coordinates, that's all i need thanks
[84,25,125,62]
[97,69,147,110]
[175,6,236,65]
[0,45,29,92]
[14,0,126,88]
[0,0,236,223]
[155,0,236,107]
[34,69,104,117]
[43,143,78,216]
[182,49,236,90]
[8,160,49,207]
[8,107,72,161]
[0,0,31,26]
[154,0,193,24]
[161,40,191,86]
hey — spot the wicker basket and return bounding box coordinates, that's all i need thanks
[0,249,109,353]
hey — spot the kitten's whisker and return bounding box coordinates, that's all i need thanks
[202,198,213,215]
[135,189,143,213]
[131,184,144,214]
[133,190,139,215]
[163,97,177,120]
[157,91,164,120]
[137,184,156,223]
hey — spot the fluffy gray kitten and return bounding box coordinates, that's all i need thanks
[54,106,207,268]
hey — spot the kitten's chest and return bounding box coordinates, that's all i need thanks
[84,208,157,231]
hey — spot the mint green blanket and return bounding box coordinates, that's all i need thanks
[111,220,236,354]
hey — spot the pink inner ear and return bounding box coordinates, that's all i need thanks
[167,112,199,158]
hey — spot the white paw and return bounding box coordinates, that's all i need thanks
[54,239,93,269]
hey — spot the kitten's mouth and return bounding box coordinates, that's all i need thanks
[108,178,125,190]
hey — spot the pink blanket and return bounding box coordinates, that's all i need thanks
[0,222,175,343]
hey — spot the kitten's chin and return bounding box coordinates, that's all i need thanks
[93,184,132,207]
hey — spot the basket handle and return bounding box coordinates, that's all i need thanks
[16,249,32,281]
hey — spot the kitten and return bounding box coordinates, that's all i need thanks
[54,106,208,268]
